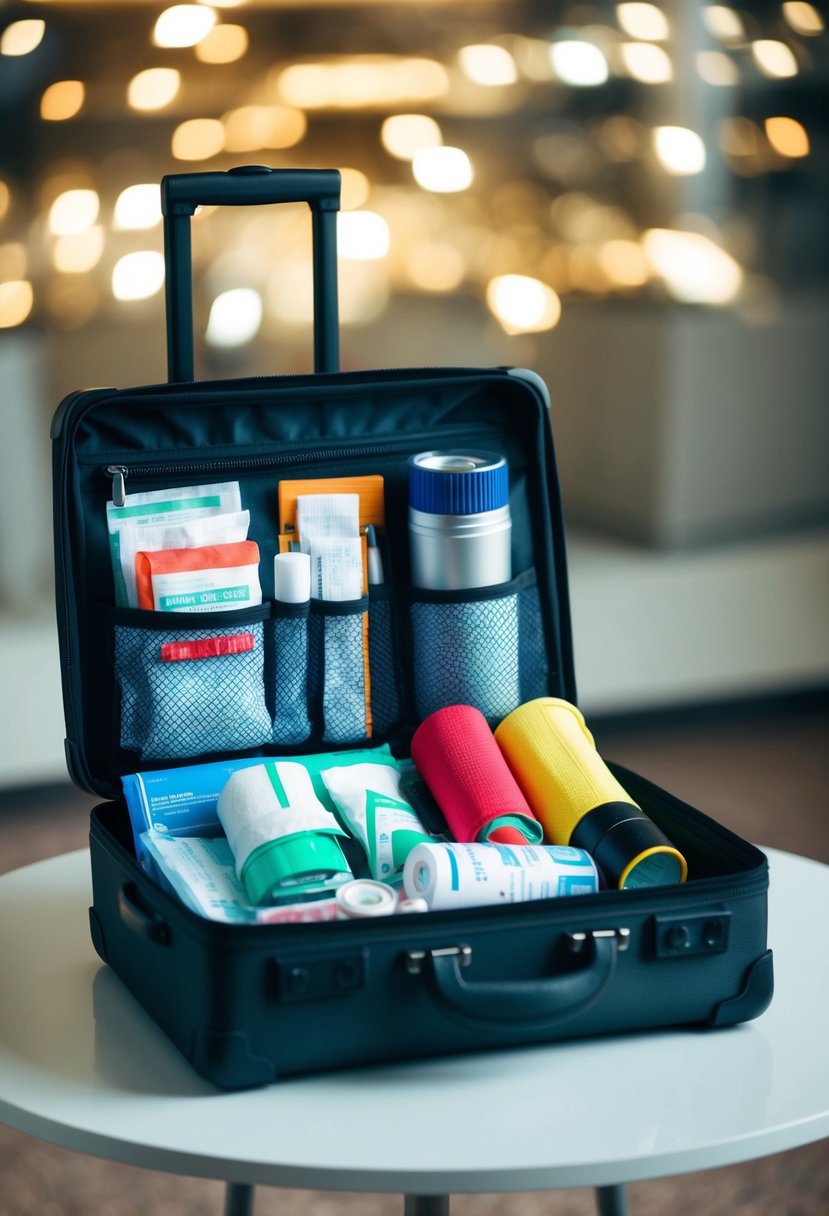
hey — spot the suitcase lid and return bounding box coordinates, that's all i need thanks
[51,170,576,799]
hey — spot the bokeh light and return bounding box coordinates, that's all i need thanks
[0,281,34,327]
[112,252,165,301]
[1,20,46,57]
[206,288,263,347]
[128,68,181,112]
[412,147,473,193]
[40,81,85,122]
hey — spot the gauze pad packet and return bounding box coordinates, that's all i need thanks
[117,510,251,608]
[106,481,242,606]
[321,759,440,883]
[141,832,349,924]
[297,492,363,600]
[136,539,262,612]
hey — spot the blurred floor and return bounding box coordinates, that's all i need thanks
[0,693,827,1216]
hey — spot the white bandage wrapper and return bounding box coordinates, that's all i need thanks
[403,842,599,911]
[140,832,258,924]
[321,761,437,883]
[297,493,363,600]
[106,481,243,607]
[118,510,251,609]
[217,761,345,879]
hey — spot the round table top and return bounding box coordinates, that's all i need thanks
[0,846,827,1194]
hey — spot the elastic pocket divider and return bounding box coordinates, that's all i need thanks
[269,600,313,747]
[368,585,401,738]
[309,596,371,746]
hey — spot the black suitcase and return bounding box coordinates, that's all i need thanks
[52,167,773,1090]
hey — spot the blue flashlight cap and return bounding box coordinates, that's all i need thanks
[408,451,509,516]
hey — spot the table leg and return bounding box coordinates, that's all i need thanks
[225,1181,255,1216]
[404,1195,450,1216]
[595,1184,629,1216]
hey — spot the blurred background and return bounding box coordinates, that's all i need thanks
[1,0,828,787]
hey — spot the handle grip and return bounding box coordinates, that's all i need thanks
[423,935,617,1032]
[161,165,341,382]
[118,882,172,946]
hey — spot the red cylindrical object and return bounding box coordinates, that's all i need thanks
[411,704,538,842]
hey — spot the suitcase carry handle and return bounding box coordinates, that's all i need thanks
[161,165,341,382]
[118,882,172,946]
[415,934,619,1032]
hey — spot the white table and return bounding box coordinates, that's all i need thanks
[1,848,827,1216]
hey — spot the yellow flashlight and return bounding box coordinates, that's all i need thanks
[495,698,687,889]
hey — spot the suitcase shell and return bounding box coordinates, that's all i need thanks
[52,168,773,1089]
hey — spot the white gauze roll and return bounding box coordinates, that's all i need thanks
[217,761,343,878]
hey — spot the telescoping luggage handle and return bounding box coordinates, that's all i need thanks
[161,165,341,382]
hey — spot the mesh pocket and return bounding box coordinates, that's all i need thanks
[309,598,370,746]
[115,614,272,761]
[270,603,312,747]
[409,571,546,725]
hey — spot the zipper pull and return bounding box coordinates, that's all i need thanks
[107,465,128,508]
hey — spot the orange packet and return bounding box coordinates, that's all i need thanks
[135,540,261,611]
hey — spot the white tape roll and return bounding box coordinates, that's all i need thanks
[335,879,397,919]
[274,551,311,603]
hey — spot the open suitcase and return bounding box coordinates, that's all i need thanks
[52,167,773,1089]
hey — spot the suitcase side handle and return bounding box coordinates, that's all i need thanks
[414,933,620,1032]
[161,165,341,382]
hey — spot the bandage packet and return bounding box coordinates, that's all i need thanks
[321,759,441,884]
[106,481,242,606]
[122,745,396,862]
[116,510,251,609]
[140,832,350,924]
[297,493,363,600]
[136,539,262,612]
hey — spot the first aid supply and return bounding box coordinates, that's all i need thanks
[217,761,352,906]
[297,493,363,600]
[135,539,262,612]
[396,896,429,914]
[140,831,260,924]
[106,480,242,606]
[335,879,397,918]
[320,759,439,883]
[274,551,311,602]
[408,451,511,590]
[279,474,385,537]
[140,832,349,924]
[256,898,342,924]
[121,745,396,859]
[411,704,542,845]
[403,841,599,911]
[495,698,688,889]
[115,510,251,609]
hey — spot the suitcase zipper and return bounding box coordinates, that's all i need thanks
[100,426,495,503]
